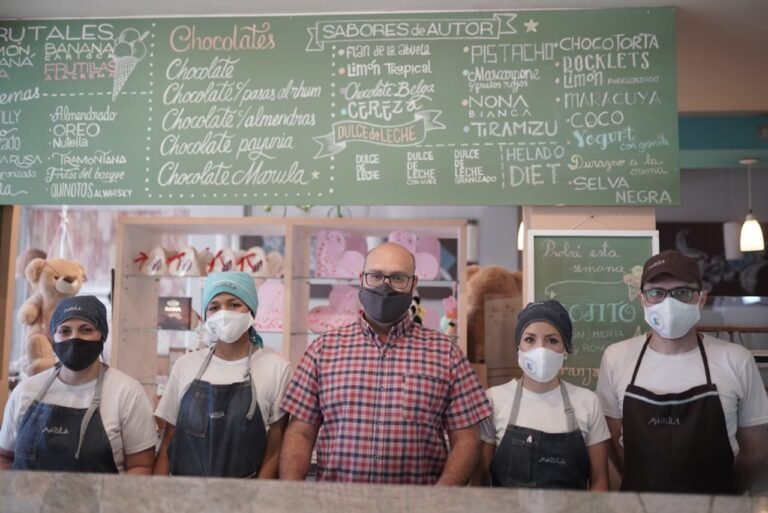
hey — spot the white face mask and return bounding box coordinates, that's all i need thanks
[518,347,565,383]
[644,297,701,339]
[205,310,253,344]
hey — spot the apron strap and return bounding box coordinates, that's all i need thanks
[179,347,216,399]
[560,381,578,433]
[34,364,63,403]
[697,335,712,385]
[506,378,525,427]
[75,364,106,460]
[193,347,217,381]
[245,343,258,421]
[630,334,653,386]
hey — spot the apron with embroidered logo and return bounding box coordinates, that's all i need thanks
[490,380,590,489]
[168,345,267,477]
[13,364,118,473]
[621,335,735,494]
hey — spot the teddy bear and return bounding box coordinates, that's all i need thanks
[465,265,524,364]
[17,257,87,375]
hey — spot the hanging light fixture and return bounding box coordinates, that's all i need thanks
[466,219,479,264]
[739,158,764,252]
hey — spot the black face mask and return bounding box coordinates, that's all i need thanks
[52,338,104,371]
[358,284,413,325]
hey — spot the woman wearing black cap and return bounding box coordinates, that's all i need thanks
[0,296,158,473]
[475,300,610,490]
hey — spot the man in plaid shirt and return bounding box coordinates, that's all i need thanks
[280,242,492,485]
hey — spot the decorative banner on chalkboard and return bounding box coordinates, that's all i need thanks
[526,229,659,389]
[0,8,677,206]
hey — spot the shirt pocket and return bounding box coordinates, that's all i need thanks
[401,372,450,428]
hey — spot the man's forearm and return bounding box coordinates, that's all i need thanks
[279,420,317,480]
[437,431,481,486]
[733,425,768,493]
[734,451,766,492]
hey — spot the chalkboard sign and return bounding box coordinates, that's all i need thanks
[0,9,678,206]
[526,229,658,388]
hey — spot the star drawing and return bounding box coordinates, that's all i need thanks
[524,19,539,32]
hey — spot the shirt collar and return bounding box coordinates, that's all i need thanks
[358,310,414,344]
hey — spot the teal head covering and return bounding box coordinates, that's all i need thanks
[202,271,262,347]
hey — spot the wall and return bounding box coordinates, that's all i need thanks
[657,168,768,223]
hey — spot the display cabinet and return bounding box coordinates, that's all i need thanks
[112,216,468,399]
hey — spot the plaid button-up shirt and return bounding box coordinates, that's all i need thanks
[280,313,491,484]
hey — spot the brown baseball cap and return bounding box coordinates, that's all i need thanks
[641,250,702,287]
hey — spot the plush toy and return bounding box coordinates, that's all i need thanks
[17,257,87,375]
[409,295,426,325]
[465,265,523,364]
[440,295,458,336]
[15,248,46,279]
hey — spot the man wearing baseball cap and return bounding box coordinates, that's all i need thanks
[597,250,768,494]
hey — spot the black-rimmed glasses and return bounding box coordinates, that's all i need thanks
[363,272,414,291]
[642,287,701,304]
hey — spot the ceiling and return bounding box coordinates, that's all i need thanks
[2,0,767,113]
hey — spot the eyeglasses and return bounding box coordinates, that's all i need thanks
[363,272,414,291]
[642,287,701,304]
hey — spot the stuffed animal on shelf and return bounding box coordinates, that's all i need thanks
[440,294,458,336]
[406,290,440,330]
[409,295,427,325]
[465,265,523,364]
[17,257,87,375]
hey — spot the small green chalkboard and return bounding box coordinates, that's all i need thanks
[527,229,658,388]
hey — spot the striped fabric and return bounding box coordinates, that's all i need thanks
[281,313,491,484]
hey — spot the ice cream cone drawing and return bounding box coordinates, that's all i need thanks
[110,28,149,100]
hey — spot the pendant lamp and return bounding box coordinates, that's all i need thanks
[739,158,765,252]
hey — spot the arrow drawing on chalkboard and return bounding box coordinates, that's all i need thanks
[111,29,150,100]
[544,280,625,298]
[313,110,445,158]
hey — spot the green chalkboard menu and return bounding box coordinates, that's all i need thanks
[527,230,658,389]
[0,8,678,206]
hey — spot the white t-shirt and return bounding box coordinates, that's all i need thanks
[597,334,768,454]
[155,347,291,430]
[0,366,158,472]
[480,378,611,448]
